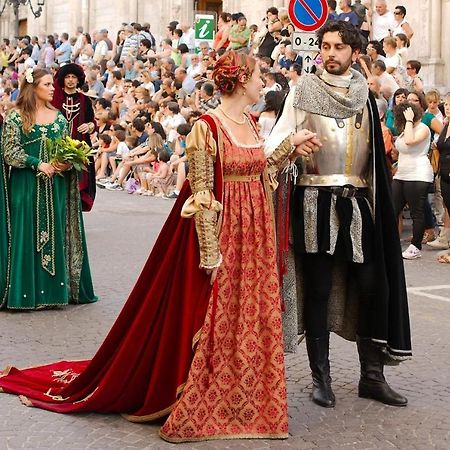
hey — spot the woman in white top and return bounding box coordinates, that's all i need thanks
[392,101,433,260]
[392,5,414,40]
[258,90,284,141]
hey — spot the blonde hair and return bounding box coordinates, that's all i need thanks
[147,133,164,150]
[16,69,55,134]
[425,89,440,104]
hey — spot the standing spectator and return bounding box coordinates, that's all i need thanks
[77,33,94,65]
[392,102,434,259]
[120,25,138,62]
[73,26,84,56]
[141,22,157,50]
[213,12,232,52]
[228,15,251,52]
[371,0,397,43]
[112,29,126,65]
[93,30,108,65]
[30,36,41,63]
[20,48,35,73]
[279,10,295,38]
[338,0,360,27]
[327,0,339,21]
[433,94,450,260]
[179,24,195,53]
[352,0,368,27]
[392,5,413,41]
[257,7,282,59]
[55,32,72,65]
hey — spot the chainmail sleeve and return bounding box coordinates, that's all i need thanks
[181,120,223,269]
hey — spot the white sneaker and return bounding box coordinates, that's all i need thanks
[402,244,422,260]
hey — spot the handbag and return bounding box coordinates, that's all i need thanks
[125,177,140,194]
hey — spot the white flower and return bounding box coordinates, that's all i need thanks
[25,68,34,84]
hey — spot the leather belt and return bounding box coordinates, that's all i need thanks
[317,185,369,198]
[224,175,260,182]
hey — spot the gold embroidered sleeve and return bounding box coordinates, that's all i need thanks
[265,135,293,191]
[180,120,223,269]
[2,113,40,170]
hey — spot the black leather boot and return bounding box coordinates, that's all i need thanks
[305,334,336,408]
[357,336,407,406]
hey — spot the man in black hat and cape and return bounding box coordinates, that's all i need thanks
[265,21,411,409]
[52,63,97,211]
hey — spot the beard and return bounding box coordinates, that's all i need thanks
[324,59,352,75]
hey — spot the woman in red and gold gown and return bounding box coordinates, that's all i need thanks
[0,51,317,443]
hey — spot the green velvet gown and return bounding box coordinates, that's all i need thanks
[0,110,97,309]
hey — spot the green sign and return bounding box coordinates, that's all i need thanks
[194,13,215,41]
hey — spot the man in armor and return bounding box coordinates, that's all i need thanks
[52,63,96,211]
[265,20,411,409]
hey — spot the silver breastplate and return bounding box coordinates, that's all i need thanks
[298,107,371,187]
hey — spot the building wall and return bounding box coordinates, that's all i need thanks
[1,0,447,89]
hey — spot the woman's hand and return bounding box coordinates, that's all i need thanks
[52,161,72,172]
[403,107,415,123]
[292,129,322,157]
[205,267,219,285]
[38,162,55,178]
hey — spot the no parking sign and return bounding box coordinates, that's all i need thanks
[288,0,327,73]
[288,0,328,32]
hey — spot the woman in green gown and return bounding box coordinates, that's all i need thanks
[0,68,97,309]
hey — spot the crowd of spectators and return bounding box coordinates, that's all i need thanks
[0,0,449,261]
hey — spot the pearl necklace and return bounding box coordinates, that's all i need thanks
[217,106,246,125]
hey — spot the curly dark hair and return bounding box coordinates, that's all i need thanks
[317,20,362,52]
[393,101,423,133]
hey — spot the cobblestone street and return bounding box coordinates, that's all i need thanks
[1,190,449,450]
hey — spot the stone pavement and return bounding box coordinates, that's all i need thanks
[1,189,449,450]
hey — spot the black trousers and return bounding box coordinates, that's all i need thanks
[441,177,450,212]
[392,180,432,250]
[298,252,375,339]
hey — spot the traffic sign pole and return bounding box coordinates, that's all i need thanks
[288,0,327,75]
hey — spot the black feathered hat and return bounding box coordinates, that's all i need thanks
[56,63,85,88]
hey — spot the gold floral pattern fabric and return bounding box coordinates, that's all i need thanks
[160,121,288,442]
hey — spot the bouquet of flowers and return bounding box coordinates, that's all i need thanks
[46,136,92,173]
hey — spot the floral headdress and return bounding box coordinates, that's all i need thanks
[213,55,252,95]
[25,68,34,84]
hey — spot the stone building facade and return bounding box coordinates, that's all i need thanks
[0,0,448,90]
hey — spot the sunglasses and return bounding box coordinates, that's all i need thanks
[393,11,401,15]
